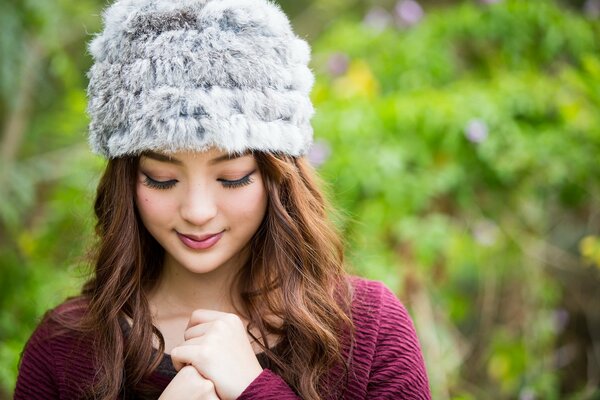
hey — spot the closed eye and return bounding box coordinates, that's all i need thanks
[143,174,177,190]
[218,171,255,189]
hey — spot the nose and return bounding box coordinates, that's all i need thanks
[180,184,218,226]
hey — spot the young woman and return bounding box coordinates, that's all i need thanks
[14,0,431,399]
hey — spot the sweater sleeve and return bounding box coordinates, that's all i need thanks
[366,283,431,399]
[236,369,300,399]
[14,320,60,399]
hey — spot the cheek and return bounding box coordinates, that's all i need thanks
[222,184,267,222]
[135,185,176,224]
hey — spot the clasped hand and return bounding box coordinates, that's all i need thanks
[159,310,263,400]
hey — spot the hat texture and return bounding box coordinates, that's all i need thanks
[87,0,315,158]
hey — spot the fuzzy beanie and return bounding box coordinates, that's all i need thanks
[86,0,315,159]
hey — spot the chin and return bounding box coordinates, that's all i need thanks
[176,257,223,275]
[170,250,239,276]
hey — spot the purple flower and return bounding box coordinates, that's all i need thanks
[395,0,424,27]
[465,119,489,144]
[327,53,350,77]
[584,0,600,18]
[363,7,393,32]
[472,219,498,246]
[307,139,332,167]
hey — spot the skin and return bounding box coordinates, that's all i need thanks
[135,148,268,400]
[158,366,220,400]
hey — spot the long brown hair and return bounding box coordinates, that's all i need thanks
[52,151,354,399]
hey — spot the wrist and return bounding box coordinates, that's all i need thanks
[224,362,263,400]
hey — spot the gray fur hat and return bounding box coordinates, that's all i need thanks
[86,0,315,159]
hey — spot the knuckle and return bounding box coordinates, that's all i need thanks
[212,319,227,331]
[194,349,209,364]
[178,365,199,378]
[187,372,215,393]
[191,309,203,322]
[223,313,242,325]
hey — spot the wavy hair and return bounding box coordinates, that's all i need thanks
[51,152,354,399]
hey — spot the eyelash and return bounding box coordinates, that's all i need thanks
[142,171,255,190]
[143,176,177,190]
[218,174,255,189]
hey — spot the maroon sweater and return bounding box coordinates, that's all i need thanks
[15,277,431,399]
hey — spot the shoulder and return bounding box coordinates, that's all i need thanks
[345,275,431,398]
[23,297,88,346]
[25,297,89,349]
[347,275,410,324]
[347,275,421,354]
[15,297,94,399]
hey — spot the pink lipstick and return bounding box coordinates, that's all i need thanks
[177,231,223,250]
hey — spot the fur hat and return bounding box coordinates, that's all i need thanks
[86,0,315,158]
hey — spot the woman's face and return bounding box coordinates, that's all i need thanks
[135,147,268,276]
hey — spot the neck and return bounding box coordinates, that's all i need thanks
[148,252,247,319]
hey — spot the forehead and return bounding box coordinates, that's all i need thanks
[140,148,253,166]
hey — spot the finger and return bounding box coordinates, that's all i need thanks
[177,336,204,346]
[170,344,208,372]
[186,309,241,329]
[170,355,186,372]
[183,322,212,340]
[183,322,257,351]
[186,316,253,348]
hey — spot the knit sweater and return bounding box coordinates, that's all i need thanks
[15,277,431,399]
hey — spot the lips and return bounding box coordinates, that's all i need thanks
[177,230,224,250]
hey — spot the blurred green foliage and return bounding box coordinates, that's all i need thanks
[310,0,600,398]
[1,0,599,399]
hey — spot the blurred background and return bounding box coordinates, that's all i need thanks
[1,0,599,398]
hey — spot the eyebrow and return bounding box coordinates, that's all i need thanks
[142,151,183,165]
[142,150,250,165]
[208,151,250,165]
